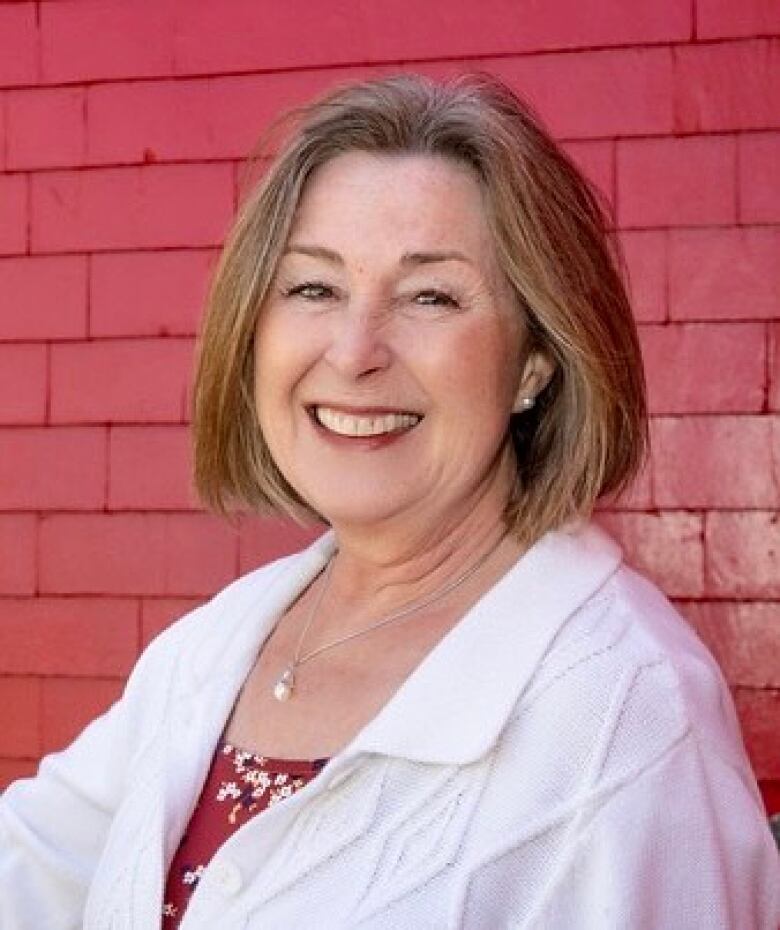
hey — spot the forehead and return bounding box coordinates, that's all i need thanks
[287,151,496,267]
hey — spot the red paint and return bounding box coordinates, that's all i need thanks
[38,513,239,597]
[596,511,705,599]
[770,323,780,412]
[90,251,216,338]
[739,134,780,223]
[174,0,690,77]
[681,601,780,690]
[7,87,86,171]
[734,689,780,780]
[561,141,614,204]
[109,425,195,511]
[619,231,667,323]
[41,678,125,755]
[50,338,194,424]
[652,416,779,509]
[0,597,137,677]
[669,228,780,322]
[0,256,88,340]
[39,1,176,85]
[493,48,674,141]
[86,72,334,166]
[30,164,235,253]
[639,322,766,415]
[239,517,326,577]
[0,345,47,425]
[0,678,40,759]
[697,1,780,43]
[674,40,780,134]
[0,427,107,511]
[617,136,737,228]
[0,3,36,87]
[0,516,36,597]
[706,513,780,599]
[0,176,28,257]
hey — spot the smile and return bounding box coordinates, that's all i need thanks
[313,406,422,437]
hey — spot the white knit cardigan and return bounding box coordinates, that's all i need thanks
[1,522,778,929]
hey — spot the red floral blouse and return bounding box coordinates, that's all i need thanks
[161,741,328,928]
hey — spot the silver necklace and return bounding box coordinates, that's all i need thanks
[272,537,504,702]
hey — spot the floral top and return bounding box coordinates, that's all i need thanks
[161,741,328,928]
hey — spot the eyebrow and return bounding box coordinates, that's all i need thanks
[284,244,343,264]
[283,244,474,268]
[400,250,473,267]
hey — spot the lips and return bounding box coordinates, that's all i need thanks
[312,405,422,438]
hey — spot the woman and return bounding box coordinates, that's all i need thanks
[1,74,778,929]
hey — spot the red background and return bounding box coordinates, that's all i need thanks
[0,0,778,812]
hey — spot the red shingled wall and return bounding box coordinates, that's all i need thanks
[0,0,778,811]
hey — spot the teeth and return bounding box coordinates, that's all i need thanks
[315,407,421,437]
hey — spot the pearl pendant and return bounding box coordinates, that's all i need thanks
[273,666,295,702]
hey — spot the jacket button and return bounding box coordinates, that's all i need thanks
[209,859,243,896]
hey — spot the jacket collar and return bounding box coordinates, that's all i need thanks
[184,521,622,768]
[186,533,336,691]
[348,521,622,765]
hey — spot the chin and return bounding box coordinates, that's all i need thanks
[315,502,405,531]
[302,485,413,531]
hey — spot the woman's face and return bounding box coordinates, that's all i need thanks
[254,151,540,535]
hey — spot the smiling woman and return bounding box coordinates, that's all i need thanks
[1,75,778,930]
[194,76,646,551]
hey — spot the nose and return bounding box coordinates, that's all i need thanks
[323,307,392,380]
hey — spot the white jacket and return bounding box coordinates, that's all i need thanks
[1,523,778,929]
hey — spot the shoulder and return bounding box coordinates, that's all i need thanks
[609,566,745,757]
[515,552,751,791]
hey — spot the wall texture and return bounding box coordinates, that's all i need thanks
[0,0,778,812]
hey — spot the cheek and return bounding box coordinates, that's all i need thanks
[253,315,306,406]
[253,335,297,452]
[253,336,274,416]
[439,324,523,413]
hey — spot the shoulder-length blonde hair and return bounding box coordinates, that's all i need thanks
[193,73,646,547]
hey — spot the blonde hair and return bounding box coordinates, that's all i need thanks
[193,73,647,547]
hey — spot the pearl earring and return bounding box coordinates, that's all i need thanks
[519,396,535,410]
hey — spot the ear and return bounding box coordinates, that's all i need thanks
[512,348,555,414]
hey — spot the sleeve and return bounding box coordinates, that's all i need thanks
[529,733,780,930]
[0,615,195,930]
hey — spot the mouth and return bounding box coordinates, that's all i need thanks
[310,405,423,438]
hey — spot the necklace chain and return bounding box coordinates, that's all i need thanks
[272,536,504,702]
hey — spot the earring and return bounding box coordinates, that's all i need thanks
[518,396,535,410]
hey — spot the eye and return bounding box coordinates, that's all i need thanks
[413,289,460,309]
[283,281,336,301]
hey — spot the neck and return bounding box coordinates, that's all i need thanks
[323,450,523,617]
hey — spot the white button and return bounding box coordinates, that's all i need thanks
[209,859,243,896]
